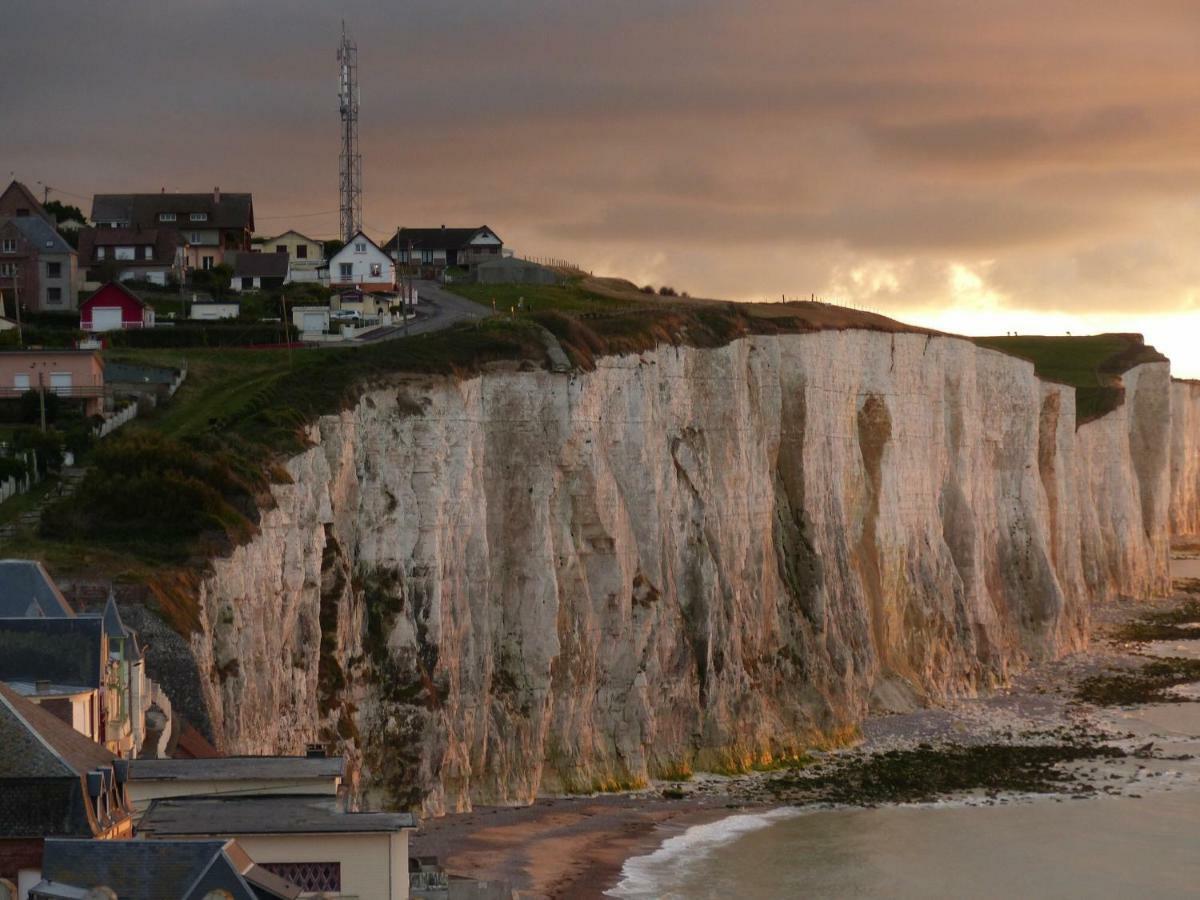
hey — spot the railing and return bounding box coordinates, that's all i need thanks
[0,384,106,400]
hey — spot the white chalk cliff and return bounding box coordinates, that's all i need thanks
[187,330,1190,814]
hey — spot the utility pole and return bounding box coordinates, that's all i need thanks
[37,370,46,434]
[279,290,293,369]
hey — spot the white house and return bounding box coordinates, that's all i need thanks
[328,231,394,290]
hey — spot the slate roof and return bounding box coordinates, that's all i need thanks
[77,226,182,267]
[129,755,344,782]
[0,616,104,688]
[382,226,500,252]
[101,593,141,661]
[0,559,75,618]
[1,215,74,254]
[92,192,254,232]
[139,795,417,836]
[0,682,113,778]
[34,838,301,900]
[231,251,289,280]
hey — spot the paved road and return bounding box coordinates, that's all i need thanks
[354,280,490,343]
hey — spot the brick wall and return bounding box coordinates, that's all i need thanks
[0,838,43,880]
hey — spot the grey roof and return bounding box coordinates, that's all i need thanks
[129,755,344,782]
[0,682,113,778]
[0,559,75,618]
[34,838,301,900]
[139,795,416,836]
[382,226,500,252]
[92,192,254,232]
[101,593,141,661]
[104,361,181,385]
[231,251,289,279]
[0,616,104,687]
[1,215,73,254]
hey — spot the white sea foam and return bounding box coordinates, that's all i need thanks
[605,807,804,898]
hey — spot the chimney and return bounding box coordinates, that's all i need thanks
[213,186,221,204]
[440,224,445,229]
[161,187,165,194]
[35,679,50,693]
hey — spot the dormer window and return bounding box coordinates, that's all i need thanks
[1,239,15,253]
[190,213,208,222]
[159,212,177,222]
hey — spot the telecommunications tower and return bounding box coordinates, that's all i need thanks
[337,22,362,242]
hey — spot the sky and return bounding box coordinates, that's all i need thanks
[4,1,1200,372]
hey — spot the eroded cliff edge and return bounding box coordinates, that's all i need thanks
[188,329,1177,814]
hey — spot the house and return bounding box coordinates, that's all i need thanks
[0,616,111,747]
[90,188,253,271]
[76,226,187,287]
[138,795,416,899]
[0,350,106,417]
[30,838,300,900]
[333,287,410,319]
[126,755,344,813]
[384,226,503,272]
[0,214,79,313]
[260,230,325,283]
[230,251,289,292]
[328,230,394,290]
[79,282,155,332]
[0,683,133,896]
[0,181,55,226]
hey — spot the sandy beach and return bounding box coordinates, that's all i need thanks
[410,555,1200,898]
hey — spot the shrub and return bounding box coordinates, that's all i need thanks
[658,285,678,297]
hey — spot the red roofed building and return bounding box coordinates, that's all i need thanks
[79,282,155,332]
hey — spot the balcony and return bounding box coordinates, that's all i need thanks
[0,384,106,400]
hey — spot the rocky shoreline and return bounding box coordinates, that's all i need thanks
[411,556,1200,897]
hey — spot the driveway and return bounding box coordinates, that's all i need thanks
[353,280,491,343]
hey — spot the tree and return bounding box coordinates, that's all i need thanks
[323,239,345,259]
[42,200,86,226]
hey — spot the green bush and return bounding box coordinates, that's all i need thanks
[106,323,296,348]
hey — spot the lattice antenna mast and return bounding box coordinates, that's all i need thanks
[337,22,362,242]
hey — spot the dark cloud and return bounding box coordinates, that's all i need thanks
[4,0,1200,334]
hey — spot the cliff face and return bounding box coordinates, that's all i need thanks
[188,331,1175,814]
[1171,380,1200,538]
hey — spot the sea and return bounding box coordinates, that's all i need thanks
[608,559,1200,899]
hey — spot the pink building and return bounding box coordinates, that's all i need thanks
[0,349,105,417]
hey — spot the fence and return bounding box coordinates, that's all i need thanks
[93,402,138,439]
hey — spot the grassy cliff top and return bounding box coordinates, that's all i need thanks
[973,333,1166,423]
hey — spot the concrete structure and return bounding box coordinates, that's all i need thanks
[0,684,133,896]
[0,350,105,417]
[30,838,300,900]
[328,230,393,290]
[90,189,253,271]
[139,795,415,899]
[127,756,343,813]
[189,300,240,320]
[471,256,560,285]
[77,227,186,286]
[230,251,289,292]
[260,231,325,284]
[0,211,78,313]
[384,226,502,272]
[79,282,155,332]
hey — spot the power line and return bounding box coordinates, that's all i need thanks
[256,209,340,220]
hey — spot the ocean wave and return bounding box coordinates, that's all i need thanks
[605,807,804,899]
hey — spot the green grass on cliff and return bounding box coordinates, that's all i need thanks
[973,334,1166,423]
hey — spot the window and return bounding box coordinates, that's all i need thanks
[47,287,62,304]
[143,246,153,260]
[50,372,72,393]
[260,863,340,893]
[241,277,254,289]
[15,208,29,217]
[0,263,16,277]
[158,212,177,222]
[46,262,62,279]
[202,256,214,270]
[370,263,382,277]
[354,241,366,252]
[13,374,29,390]
[1,239,15,253]
[295,244,308,259]
[115,246,135,261]
[190,212,208,222]
[189,232,201,244]
[276,244,287,254]
[96,247,106,260]
[421,249,434,264]
[339,262,353,279]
